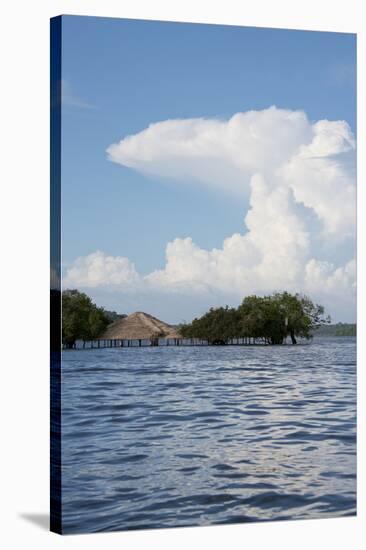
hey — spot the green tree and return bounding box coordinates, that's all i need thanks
[180,306,239,344]
[62,289,110,348]
[271,291,330,344]
[181,292,330,345]
[238,295,287,344]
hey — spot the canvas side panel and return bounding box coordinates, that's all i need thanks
[50,15,62,535]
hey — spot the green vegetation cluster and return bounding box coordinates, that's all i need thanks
[61,289,335,348]
[62,290,113,348]
[180,292,330,345]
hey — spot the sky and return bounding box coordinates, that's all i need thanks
[59,15,356,323]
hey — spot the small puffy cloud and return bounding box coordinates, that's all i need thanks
[63,251,140,289]
[65,107,356,321]
[298,119,355,158]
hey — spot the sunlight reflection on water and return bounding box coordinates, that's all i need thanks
[61,337,356,533]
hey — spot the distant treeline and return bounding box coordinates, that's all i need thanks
[313,323,356,337]
[180,291,330,345]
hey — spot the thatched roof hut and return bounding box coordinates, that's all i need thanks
[100,311,181,340]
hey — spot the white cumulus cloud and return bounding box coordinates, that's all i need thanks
[63,251,140,289]
[107,107,355,236]
[65,107,356,321]
[145,173,311,295]
[107,107,313,196]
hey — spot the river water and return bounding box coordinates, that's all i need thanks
[61,337,356,534]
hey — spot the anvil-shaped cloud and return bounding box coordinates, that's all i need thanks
[64,107,356,321]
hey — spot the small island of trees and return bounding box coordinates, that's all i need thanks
[61,289,331,348]
[180,291,330,345]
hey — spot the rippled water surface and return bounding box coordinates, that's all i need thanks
[61,337,356,534]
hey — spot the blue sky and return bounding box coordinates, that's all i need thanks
[60,16,356,322]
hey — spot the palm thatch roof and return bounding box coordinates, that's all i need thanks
[100,311,181,340]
